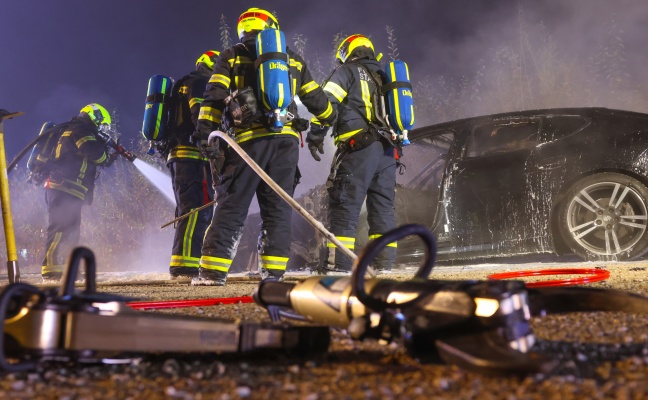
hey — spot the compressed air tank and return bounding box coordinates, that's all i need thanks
[26,121,56,173]
[142,74,173,141]
[384,60,414,145]
[256,28,292,132]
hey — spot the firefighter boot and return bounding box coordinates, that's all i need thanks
[260,268,285,282]
[170,266,199,279]
[191,268,227,286]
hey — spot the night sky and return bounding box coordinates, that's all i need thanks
[2,0,648,183]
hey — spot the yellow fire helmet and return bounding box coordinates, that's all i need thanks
[195,50,220,70]
[336,34,375,64]
[237,8,279,40]
[80,103,111,127]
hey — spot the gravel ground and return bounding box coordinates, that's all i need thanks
[2,261,647,399]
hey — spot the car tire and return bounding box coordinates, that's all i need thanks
[558,172,648,261]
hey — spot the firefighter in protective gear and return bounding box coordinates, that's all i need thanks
[193,7,336,285]
[41,103,116,280]
[165,51,219,278]
[306,34,398,274]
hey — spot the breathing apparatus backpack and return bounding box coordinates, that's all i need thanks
[141,74,174,154]
[255,28,294,132]
[26,121,59,185]
[383,60,414,145]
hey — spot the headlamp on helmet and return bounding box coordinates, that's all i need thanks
[336,34,375,64]
[196,50,220,70]
[80,103,111,129]
[237,8,279,41]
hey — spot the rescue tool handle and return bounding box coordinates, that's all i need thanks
[0,283,41,372]
[351,224,437,311]
[60,246,97,297]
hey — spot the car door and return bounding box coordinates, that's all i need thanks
[443,117,542,257]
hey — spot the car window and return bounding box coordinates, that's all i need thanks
[398,131,454,192]
[541,115,589,142]
[466,118,540,158]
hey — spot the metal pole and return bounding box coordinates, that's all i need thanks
[0,110,24,283]
[160,199,218,229]
[209,131,376,277]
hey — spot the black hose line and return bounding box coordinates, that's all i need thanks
[350,224,437,311]
[59,246,97,298]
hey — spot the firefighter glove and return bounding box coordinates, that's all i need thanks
[306,125,328,162]
[199,139,221,160]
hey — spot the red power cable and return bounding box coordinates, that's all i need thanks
[127,295,254,310]
[487,268,610,288]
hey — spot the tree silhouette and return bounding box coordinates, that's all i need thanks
[386,25,399,61]
[219,14,232,50]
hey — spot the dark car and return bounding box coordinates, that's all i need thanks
[233,107,648,272]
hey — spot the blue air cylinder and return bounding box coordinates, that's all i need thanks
[142,74,173,143]
[27,121,56,172]
[384,60,414,145]
[256,28,292,132]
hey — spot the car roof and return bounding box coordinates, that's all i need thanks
[409,107,648,140]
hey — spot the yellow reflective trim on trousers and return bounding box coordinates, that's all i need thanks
[316,102,333,120]
[200,255,232,272]
[75,135,97,148]
[167,147,203,161]
[182,210,198,257]
[300,81,318,95]
[328,236,355,250]
[368,234,398,248]
[209,74,230,87]
[360,80,372,120]
[48,181,86,200]
[45,232,62,272]
[334,128,363,145]
[78,157,87,180]
[189,97,204,108]
[323,82,347,102]
[42,264,65,274]
[199,106,222,123]
[170,255,200,268]
[260,255,288,271]
[234,126,299,144]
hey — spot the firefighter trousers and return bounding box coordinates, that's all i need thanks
[326,140,397,271]
[169,160,214,276]
[41,189,84,278]
[200,136,299,279]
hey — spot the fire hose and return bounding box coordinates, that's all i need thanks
[208,130,376,277]
[254,223,648,375]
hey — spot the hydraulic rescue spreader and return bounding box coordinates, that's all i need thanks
[255,224,648,375]
[0,247,329,372]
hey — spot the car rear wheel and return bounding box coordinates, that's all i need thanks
[558,172,648,261]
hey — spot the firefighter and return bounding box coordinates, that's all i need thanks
[165,51,219,279]
[41,104,117,280]
[192,7,336,285]
[306,35,398,274]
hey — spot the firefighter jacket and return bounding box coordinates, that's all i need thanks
[166,65,212,164]
[197,39,336,144]
[46,115,110,204]
[322,50,386,145]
